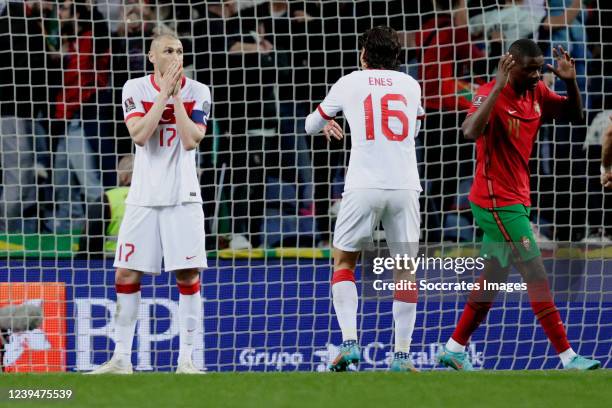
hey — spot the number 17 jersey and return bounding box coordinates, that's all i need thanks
[316,69,423,192]
[121,74,211,206]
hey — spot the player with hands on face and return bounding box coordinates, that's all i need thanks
[87,32,211,375]
[438,39,600,371]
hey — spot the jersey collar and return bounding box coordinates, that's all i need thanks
[150,74,187,93]
[503,81,535,101]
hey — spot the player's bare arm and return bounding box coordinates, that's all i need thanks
[462,53,515,140]
[126,61,182,146]
[173,84,206,151]
[547,45,583,122]
[602,117,612,188]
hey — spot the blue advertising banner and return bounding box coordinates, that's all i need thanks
[1,259,610,372]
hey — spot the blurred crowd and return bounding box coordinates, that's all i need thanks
[0,0,611,253]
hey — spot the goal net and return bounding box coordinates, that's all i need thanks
[0,0,610,372]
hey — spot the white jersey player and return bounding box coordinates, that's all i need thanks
[87,33,209,375]
[305,26,423,372]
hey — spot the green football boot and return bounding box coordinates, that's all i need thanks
[564,355,601,370]
[437,345,474,371]
[329,340,361,372]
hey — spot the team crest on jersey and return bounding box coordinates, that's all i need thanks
[521,236,531,250]
[473,95,486,107]
[124,97,136,113]
[534,102,541,116]
[141,101,195,125]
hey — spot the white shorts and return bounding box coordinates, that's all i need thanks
[333,189,420,255]
[113,203,207,274]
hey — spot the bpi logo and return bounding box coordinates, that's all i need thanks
[75,297,205,371]
[0,283,66,372]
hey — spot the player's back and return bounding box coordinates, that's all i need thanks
[328,70,423,191]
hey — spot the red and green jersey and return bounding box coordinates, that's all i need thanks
[468,80,568,208]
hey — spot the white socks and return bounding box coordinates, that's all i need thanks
[177,283,202,363]
[332,280,358,341]
[113,289,140,363]
[559,348,577,367]
[446,337,466,353]
[393,300,417,353]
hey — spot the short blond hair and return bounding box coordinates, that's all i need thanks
[150,28,180,51]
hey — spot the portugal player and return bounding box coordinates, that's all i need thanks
[305,26,424,372]
[438,39,600,370]
[88,33,210,374]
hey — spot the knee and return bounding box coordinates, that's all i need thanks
[482,258,510,282]
[333,248,359,272]
[175,269,200,286]
[115,268,142,285]
[518,257,547,283]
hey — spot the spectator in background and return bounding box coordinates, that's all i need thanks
[253,1,319,247]
[190,1,225,251]
[0,1,59,233]
[541,0,589,104]
[47,0,111,233]
[94,0,122,33]
[110,0,159,158]
[415,0,488,242]
[536,0,599,241]
[469,0,544,52]
[201,0,276,249]
[78,155,133,257]
[192,0,254,250]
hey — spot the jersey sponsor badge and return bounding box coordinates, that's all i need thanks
[473,95,486,107]
[124,97,136,113]
[202,101,211,115]
[521,236,531,250]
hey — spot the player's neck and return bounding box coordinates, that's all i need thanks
[509,80,529,98]
[153,71,162,92]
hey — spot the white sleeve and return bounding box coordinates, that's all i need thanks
[122,80,146,122]
[192,83,212,128]
[415,104,425,139]
[305,79,344,135]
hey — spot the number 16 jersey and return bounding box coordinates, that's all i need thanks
[316,69,424,192]
[121,74,211,206]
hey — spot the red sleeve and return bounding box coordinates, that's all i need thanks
[467,82,494,116]
[539,82,568,120]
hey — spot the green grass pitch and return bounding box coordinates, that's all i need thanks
[1,370,610,408]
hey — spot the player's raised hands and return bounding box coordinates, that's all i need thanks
[494,53,515,91]
[171,75,182,98]
[547,45,577,82]
[160,62,182,98]
[323,119,343,142]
